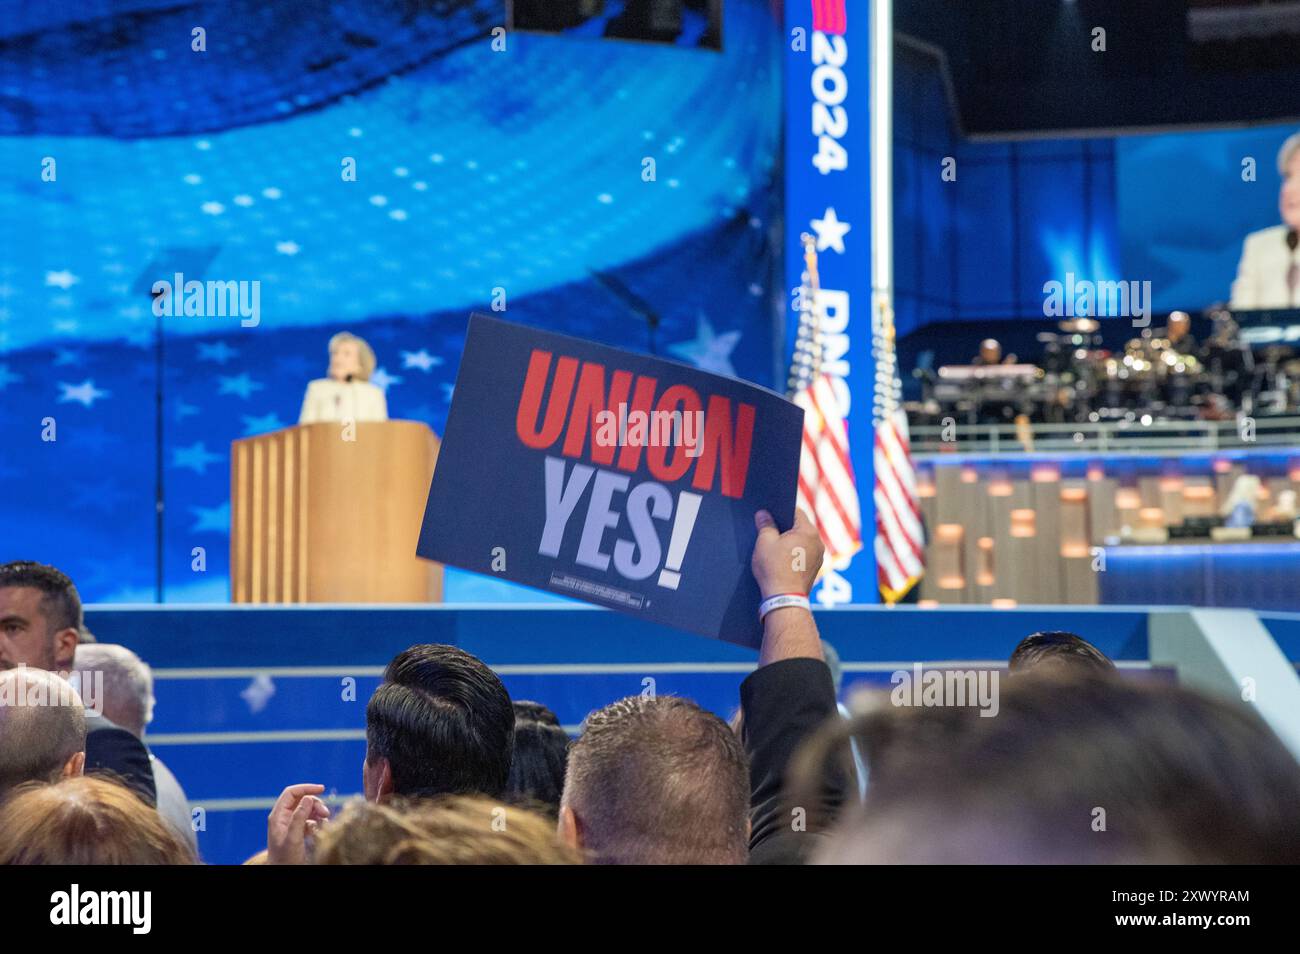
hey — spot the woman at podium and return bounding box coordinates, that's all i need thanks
[298,332,389,424]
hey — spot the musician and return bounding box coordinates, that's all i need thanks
[1165,311,1196,352]
[1230,131,1300,310]
[972,338,1017,366]
[298,332,389,424]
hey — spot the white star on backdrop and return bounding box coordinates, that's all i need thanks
[197,341,238,364]
[810,206,852,254]
[241,413,285,435]
[58,380,109,407]
[669,314,741,377]
[190,502,231,534]
[45,270,79,290]
[370,367,403,392]
[218,373,265,399]
[171,442,223,475]
[401,349,442,372]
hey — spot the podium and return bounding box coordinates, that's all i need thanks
[230,420,442,603]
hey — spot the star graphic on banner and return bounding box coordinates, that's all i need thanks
[53,348,85,367]
[370,367,402,392]
[58,380,109,407]
[276,241,300,256]
[440,382,455,403]
[171,442,223,475]
[45,270,79,290]
[810,206,851,254]
[240,675,276,714]
[669,314,741,377]
[174,400,200,422]
[190,502,231,534]
[197,341,238,364]
[401,349,442,372]
[218,373,265,399]
[241,412,285,436]
[0,364,22,390]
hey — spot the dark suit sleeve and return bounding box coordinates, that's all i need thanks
[85,726,157,807]
[741,657,844,864]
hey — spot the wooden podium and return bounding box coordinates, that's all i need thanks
[230,420,442,603]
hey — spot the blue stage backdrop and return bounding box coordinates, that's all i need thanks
[0,0,785,603]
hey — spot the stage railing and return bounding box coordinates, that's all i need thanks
[911,415,1300,457]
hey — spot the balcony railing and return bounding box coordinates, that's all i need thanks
[910,415,1300,457]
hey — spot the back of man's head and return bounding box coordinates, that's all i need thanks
[562,695,750,864]
[815,672,1300,864]
[0,668,86,797]
[506,718,570,817]
[71,643,154,737]
[365,644,514,799]
[1009,630,1115,676]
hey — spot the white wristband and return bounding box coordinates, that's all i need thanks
[759,593,810,622]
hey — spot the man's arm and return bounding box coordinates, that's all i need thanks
[742,509,845,863]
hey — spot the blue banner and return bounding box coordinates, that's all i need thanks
[783,0,877,603]
[417,315,804,647]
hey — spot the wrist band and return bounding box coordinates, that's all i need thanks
[759,593,810,622]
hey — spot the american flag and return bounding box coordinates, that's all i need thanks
[793,373,862,566]
[872,301,925,603]
[788,236,863,573]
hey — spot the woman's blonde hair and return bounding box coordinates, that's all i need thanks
[314,795,581,865]
[0,775,196,865]
[328,331,377,381]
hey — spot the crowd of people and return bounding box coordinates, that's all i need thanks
[2,510,1299,865]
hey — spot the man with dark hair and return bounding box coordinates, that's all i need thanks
[560,695,750,864]
[507,700,569,818]
[363,643,515,801]
[816,672,1300,864]
[0,561,82,671]
[512,699,561,727]
[267,643,517,863]
[0,561,155,805]
[1008,630,1116,675]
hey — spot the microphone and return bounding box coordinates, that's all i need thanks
[1288,229,1299,307]
[345,374,354,383]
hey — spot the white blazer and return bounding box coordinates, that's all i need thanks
[1230,224,1299,310]
[298,378,388,424]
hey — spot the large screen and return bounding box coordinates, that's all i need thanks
[0,0,781,603]
[1118,122,1300,313]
